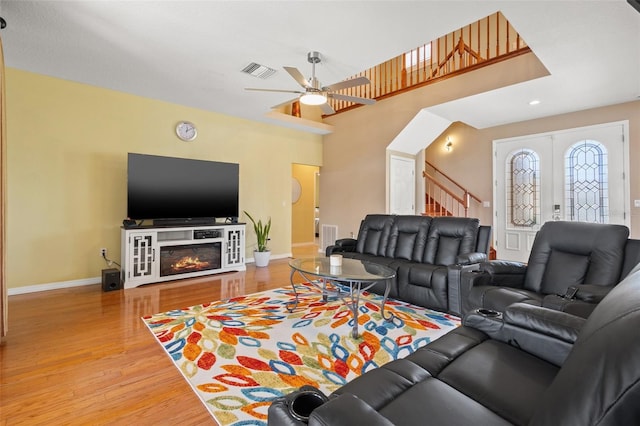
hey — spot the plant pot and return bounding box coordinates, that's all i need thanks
[254,250,271,267]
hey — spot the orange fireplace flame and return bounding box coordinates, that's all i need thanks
[171,256,211,272]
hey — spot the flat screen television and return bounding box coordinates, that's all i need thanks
[127,153,239,225]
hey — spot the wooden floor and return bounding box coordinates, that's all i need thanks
[0,245,320,425]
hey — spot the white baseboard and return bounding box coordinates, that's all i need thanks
[291,242,316,247]
[8,276,102,296]
[246,252,291,264]
[10,252,296,295]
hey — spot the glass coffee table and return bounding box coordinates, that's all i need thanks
[288,256,396,338]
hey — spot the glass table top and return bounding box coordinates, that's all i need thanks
[289,256,395,281]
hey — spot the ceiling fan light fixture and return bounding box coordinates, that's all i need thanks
[300,92,327,105]
[249,52,373,113]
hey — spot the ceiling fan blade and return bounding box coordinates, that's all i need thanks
[245,88,303,94]
[323,76,371,92]
[283,66,311,89]
[330,93,376,105]
[320,103,336,115]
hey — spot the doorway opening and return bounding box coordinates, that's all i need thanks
[292,164,321,255]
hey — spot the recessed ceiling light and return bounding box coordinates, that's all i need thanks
[529,100,541,106]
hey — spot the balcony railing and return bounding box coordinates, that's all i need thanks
[327,11,529,115]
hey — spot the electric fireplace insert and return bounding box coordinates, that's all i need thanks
[159,242,222,277]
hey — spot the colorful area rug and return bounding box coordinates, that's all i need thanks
[142,282,460,425]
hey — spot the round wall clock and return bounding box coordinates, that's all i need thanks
[175,121,197,141]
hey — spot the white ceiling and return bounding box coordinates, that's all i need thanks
[1,1,639,131]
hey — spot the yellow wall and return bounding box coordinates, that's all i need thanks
[291,164,319,244]
[7,64,638,290]
[5,68,322,289]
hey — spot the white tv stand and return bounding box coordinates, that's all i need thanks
[121,223,245,289]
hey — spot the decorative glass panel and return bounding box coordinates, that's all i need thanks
[507,149,540,227]
[565,140,608,223]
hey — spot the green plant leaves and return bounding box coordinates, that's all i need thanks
[244,211,271,252]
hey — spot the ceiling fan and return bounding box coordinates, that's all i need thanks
[245,51,376,115]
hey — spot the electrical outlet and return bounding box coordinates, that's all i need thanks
[100,248,107,257]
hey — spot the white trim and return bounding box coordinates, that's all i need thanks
[389,154,417,215]
[386,110,452,154]
[492,120,630,258]
[8,276,101,296]
[9,251,297,295]
[492,120,629,144]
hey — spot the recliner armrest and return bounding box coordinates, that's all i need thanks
[502,303,585,343]
[309,394,394,426]
[464,303,586,366]
[475,260,528,288]
[335,238,357,248]
[574,284,612,303]
[456,252,487,265]
[480,259,527,275]
[325,238,357,256]
[447,263,482,317]
[540,285,612,318]
[325,245,338,256]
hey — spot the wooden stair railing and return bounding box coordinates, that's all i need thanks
[423,161,482,217]
[424,162,496,260]
[423,172,467,216]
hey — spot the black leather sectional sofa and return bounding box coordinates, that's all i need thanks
[325,214,491,313]
[268,217,640,425]
[293,262,640,426]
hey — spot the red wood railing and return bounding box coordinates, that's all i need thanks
[423,161,482,217]
[327,12,529,114]
[423,162,496,259]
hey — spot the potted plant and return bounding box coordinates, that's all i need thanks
[244,211,272,267]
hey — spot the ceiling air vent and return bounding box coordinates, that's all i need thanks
[242,62,277,79]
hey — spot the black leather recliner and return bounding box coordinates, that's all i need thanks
[274,263,640,426]
[326,214,491,312]
[454,221,635,318]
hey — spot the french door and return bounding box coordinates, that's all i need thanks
[494,122,628,262]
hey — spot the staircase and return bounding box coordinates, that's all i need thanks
[423,161,481,218]
[423,161,496,259]
[424,194,454,216]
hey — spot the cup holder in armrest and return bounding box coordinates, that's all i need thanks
[268,385,328,425]
[477,308,501,317]
[289,389,328,422]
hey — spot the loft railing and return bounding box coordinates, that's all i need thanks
[327,11,529,115]
[423,161,482,217]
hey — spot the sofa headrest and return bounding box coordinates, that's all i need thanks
[525,221,629,294]
[385,215,432,261]
[422,217,480,265]
[355,215,395,256]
